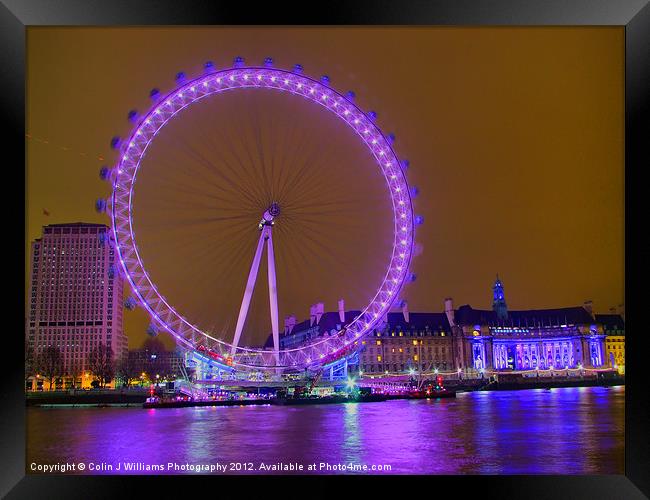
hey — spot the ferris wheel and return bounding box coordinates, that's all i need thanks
[97,57,419,373]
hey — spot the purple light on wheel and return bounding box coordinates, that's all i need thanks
[108,63,416,372]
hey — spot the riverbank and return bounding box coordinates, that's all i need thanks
[444,374,625,392]
[26,389,150,407]
[25,375,624,407]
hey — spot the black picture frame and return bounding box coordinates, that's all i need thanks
[3,1,648,498]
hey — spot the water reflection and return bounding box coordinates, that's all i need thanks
[27,387,624,475]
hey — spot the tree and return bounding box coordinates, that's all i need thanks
[116,355,140,387]
[67,359,85,389]
[87,343,114,388]
[37,346,63,391]
[25,339,36,386]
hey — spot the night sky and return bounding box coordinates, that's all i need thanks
[26,27,624,349]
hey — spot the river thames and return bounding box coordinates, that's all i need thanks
[27,386,624,475]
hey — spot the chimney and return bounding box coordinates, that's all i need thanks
[310,304,316,326]
[583,300,594,318]
[402,301,410,323]
[338,299,345,323]
[284,315,296,335]
[310,302,325,326]
[444,297,455,327]
[315,302,324,324]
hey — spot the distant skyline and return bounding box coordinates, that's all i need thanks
[27,27,624,349]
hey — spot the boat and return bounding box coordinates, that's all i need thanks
[407,389,456,399]
[272,393,389,406]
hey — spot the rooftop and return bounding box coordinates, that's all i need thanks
[455,304,596,327]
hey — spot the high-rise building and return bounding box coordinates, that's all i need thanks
[26,223,128,389]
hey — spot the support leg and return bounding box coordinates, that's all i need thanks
[266,228,280,367]
[231,229,267,355]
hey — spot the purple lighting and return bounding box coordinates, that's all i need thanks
[108,63,416,371]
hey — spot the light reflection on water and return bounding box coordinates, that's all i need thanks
[27,386,624,474]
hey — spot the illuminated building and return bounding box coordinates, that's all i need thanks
[26,223,128,390]
[266,278,617,377]
[597,314,625,374]
[359,307,453,374]
[450,277,608,373]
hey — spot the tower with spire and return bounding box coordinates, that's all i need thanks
[492,274,508,321]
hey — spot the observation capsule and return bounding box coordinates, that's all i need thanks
[124,296,138,311]
[99,166,111,181]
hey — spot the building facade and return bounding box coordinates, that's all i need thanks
[359,311,453,375]
[270,278,619,377]
[597,314,625,374]
[26,223,128,389]
[449,278,608,373]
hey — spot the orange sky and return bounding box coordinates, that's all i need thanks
[26,27,624,349]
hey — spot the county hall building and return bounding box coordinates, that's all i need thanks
[275,277,620,376]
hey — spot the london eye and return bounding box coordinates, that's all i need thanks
[97,57,418,375]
